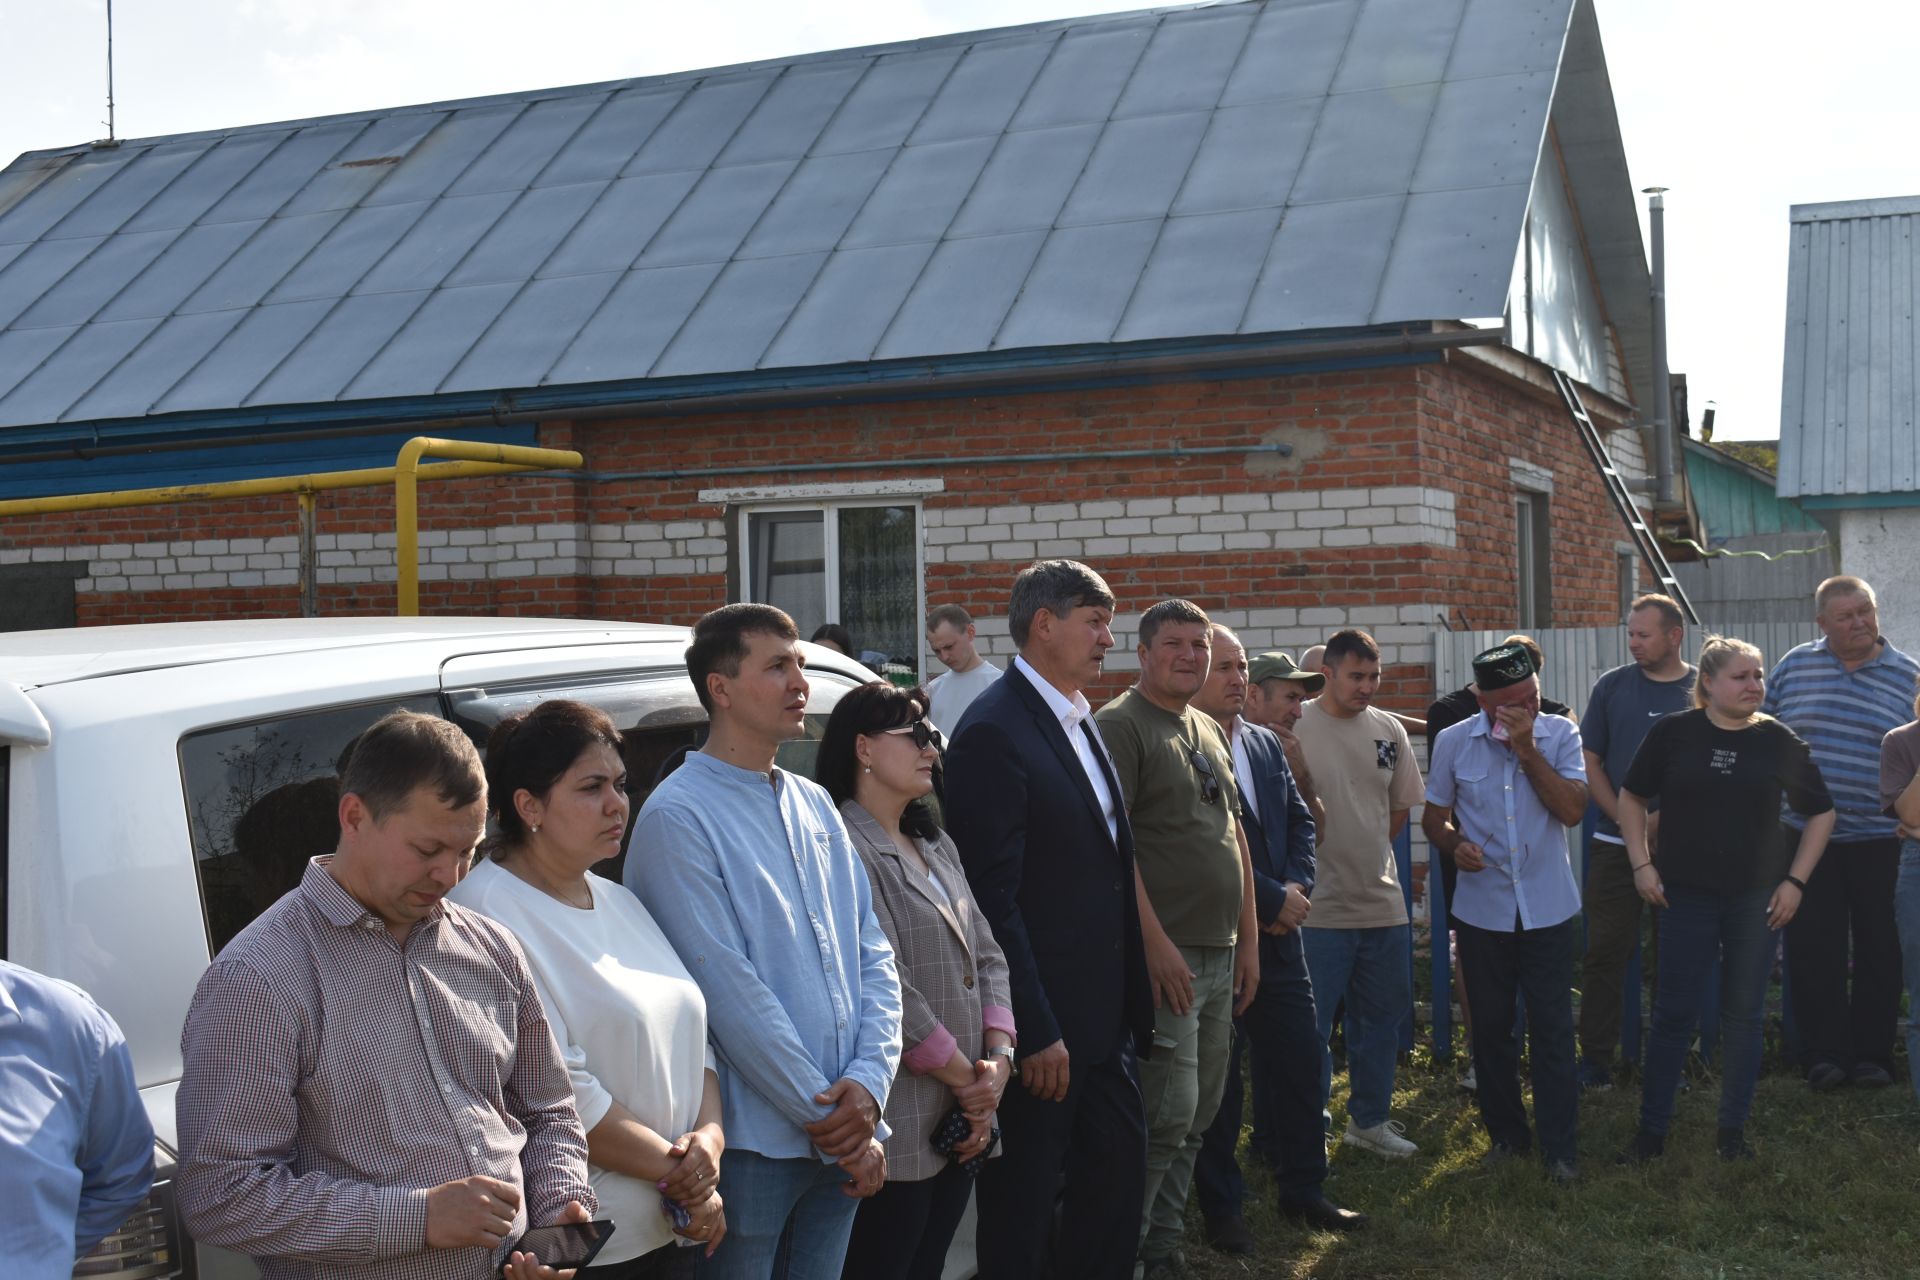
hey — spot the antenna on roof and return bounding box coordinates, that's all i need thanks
[95,0,120,148]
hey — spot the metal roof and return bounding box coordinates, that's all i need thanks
[0,0,1619,436]
[1778,194,1920,500]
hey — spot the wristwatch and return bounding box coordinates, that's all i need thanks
[989,1045,1018,1075]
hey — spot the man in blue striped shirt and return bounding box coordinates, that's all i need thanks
[1763,576,1920,1091]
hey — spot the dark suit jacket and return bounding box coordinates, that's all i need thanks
[1233,721,1317,980]
[945,665,1152,1063]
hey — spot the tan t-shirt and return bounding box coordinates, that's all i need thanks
[1295,699,1425,929]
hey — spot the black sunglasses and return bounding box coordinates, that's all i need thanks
[882,720,945,752]
[1187,747,1221,806]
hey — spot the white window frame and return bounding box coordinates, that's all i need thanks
[735,498,928,685]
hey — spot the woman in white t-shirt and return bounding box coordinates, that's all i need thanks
[448,699,725,1278]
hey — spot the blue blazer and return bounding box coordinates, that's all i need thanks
[1233,721,1317,977]
[945,667,1152,1063]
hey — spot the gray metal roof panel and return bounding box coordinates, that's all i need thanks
[654,252,828,376]
[994,219,1162,348]
[545,262,724,385]
[1117,207,1281,341]
[762,242,937,368]
[0,317,161,427]
[242,292,428,406]
[16,228,179,329]
[812,49,964,155]
[151,299,334,415]
[946,124,1101,238]
[1111,7,1254,118]
[737,150,895,259]
[875,230,1047,359]
[62,309,246,422]
[344,283,520,399]
[440,271,623,392]
[1058,111,1211,226]
[0,0,1655,433]
[0,327,76,404]
[537,171,702,277]
[1779,197,1920,498]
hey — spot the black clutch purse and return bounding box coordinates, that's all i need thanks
[930,1106,1000,1175]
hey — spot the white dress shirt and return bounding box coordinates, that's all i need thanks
[1013,655,1118,841]
[1229,717,1260,823]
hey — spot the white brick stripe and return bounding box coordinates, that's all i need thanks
[922,487,1456,564]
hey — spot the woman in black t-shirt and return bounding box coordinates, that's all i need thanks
[1616,635,1835,1163]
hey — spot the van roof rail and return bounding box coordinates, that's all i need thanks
[0,681,51,747]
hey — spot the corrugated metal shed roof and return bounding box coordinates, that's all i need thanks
[1778,194,1920,500]
[0,0,1612,436]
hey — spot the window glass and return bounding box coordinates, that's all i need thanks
[180,696,440,955]
[837,505,917,673]
[748,510,827,637]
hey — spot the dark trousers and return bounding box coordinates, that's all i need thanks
[580,1240,700,1279]
[975,1034,1145,1280]
[1194,932,1327,1216]
[1638,886,1775,1136]
[1786,834,1901,1071]
[842,1160,973,1280]
[1579,838,1649,1064]
[1456,916,1580,1164]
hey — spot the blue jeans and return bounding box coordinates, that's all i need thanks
[1301,924,1410,1129]
[1639,886,1775,1137]
[705,1150,858,1280]
[1894,840,1920,1104]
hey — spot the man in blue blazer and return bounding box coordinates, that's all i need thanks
[946,560,1152,1280]
[1192,630,1366,1247]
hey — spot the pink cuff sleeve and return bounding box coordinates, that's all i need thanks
[902,1021,959,1075]
[982,1005,1017,1046]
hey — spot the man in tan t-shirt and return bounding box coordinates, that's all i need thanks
[1294,628,1425,1158]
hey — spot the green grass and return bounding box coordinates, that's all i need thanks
[1182,1048,1920,1279]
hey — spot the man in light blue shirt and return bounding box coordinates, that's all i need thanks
[628,603,902,1280]
[2,959,155,1275]
[1423,644,1589,1181]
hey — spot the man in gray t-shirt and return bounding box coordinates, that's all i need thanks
[1575,596,1696,1088]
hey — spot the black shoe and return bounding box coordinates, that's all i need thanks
[1853,1062,1893,1088]
[1808,1061,1849,1091]
[1480,1142,1526,1166]
[1615,1130,1666,1166]
[1716,1127,1756,1161]
[1545,1158,1580,1185]
[1203,1213,1256,1255]
[1279,1196,1368,1232]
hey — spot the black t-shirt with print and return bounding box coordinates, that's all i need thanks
[1621,708,1834,894]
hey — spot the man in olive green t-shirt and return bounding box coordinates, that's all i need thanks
[1097,600,1260,1277]
[1294,628,1426,1160]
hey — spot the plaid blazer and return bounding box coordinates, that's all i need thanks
[840,802,1014,1180]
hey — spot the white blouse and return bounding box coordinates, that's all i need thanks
[449,860,713,1262]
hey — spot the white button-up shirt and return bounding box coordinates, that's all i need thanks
[1014,655,1118,841]
[1425,711,1587,932]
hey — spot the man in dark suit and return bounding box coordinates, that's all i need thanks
[945,559,1152,1280]
[1193,629,1366,1250]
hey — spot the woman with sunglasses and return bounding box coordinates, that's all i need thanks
[817,683,1016,1280]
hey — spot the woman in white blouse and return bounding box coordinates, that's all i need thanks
[448,699,725,1278]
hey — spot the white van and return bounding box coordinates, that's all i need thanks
[0,617,878,1280]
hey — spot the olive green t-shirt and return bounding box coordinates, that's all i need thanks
[1096,688,1244,948]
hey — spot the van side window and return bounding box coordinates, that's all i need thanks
[180,697,439,955]
[446,669,861,885]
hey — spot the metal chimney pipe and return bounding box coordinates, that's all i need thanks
[1645,187,1675,505]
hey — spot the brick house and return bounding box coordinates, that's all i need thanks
[0,0,1674,712]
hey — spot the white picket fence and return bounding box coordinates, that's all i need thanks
[1432,619,1822,721]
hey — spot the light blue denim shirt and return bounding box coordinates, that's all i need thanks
[2,960,155,1274]
[626,751,901,1162]
[1426,711,1587,932]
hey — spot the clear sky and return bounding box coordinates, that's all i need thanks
[4,0,1915,442]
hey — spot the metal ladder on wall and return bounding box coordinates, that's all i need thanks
[1550,367,1699,624]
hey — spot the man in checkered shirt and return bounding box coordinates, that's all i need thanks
[177,712,597,1280]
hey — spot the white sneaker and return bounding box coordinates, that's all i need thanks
[1343,1117,1418,1159]
[1459,1065,1478,1092]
